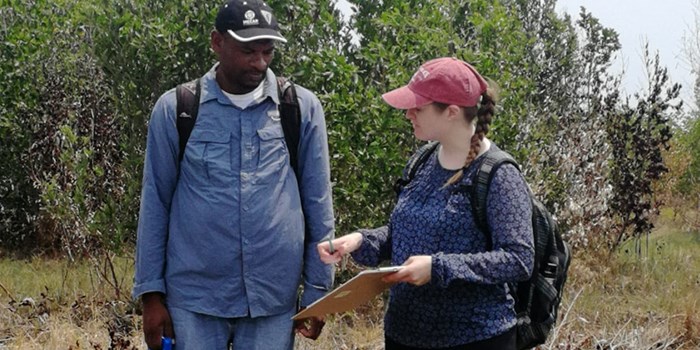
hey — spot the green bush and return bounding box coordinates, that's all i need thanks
[0,0,685,257]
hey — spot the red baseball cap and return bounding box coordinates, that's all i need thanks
[382,57,488,109]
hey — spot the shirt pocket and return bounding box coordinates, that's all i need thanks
[256,125,288,183]
[186,130,232,187]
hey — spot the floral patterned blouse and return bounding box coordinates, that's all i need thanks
[352,144,534,348]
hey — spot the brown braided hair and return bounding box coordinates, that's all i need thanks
[435,85,498,187]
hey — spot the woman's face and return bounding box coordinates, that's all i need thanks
[405,104,450,141]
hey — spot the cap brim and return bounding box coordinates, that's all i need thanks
[228,29,287,43]
[381,85,432,109]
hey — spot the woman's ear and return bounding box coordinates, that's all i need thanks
[446,104,462,120]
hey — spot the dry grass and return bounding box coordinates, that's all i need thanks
[0,255,139,349]
[0,221,698,349]
[545,217,700,349]
[296,303,386,350]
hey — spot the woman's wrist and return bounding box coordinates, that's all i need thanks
[350,231,364,252]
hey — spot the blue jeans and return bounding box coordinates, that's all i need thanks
[167,305,295,350]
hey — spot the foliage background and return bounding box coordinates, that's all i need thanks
[1,0,689,256]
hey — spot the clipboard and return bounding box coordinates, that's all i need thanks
[292,266,403,320]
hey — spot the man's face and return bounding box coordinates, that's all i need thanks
[212,31,275,94]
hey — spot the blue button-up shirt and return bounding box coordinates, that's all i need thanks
[133,65,335,318]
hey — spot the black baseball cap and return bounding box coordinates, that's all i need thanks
[215,0,287,43]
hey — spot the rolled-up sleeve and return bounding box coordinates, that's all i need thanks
[296,90,336,307]
[132,92,179,299]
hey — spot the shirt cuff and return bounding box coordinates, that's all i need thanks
[132,279,166,300]
[300,284,329,307]
[431,253,448,288]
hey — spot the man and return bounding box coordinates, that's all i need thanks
[132,1,334,349]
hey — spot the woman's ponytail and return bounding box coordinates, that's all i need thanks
[443,87,498,187]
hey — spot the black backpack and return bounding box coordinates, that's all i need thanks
[174,76,302,175]
[395,142,572,350]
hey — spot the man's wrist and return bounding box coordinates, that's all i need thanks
[142,292,165,306]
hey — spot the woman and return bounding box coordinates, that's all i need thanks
[318,57,534,350]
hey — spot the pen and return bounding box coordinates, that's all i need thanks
[327,237,335,254]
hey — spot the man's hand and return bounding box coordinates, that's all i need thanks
[142,292,174,350]
[293,315,325,340]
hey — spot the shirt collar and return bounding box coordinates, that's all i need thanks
[200,63,281,106]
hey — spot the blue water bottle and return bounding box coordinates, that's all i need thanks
[162,336,173,350]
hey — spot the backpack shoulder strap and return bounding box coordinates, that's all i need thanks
[393,141,439,196]
[531,198,556,263]
[470,149,520,241]
[276,76,301,177]
[176,78,201,163]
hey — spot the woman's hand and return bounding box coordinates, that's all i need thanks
[382,255,432,286]
[317,232,363,264]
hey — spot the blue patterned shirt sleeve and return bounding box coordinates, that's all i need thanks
[351,224,392,267]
